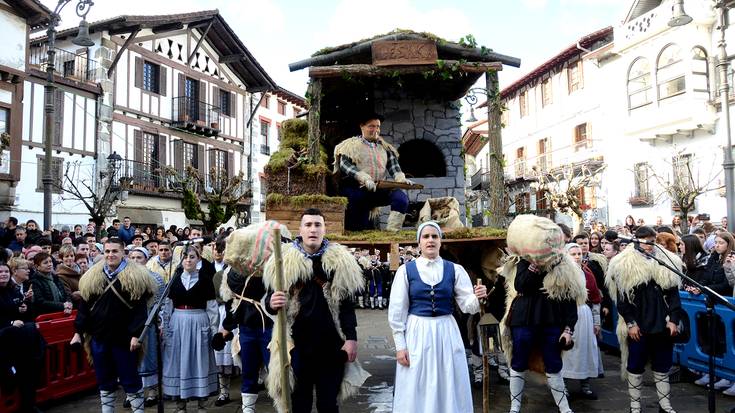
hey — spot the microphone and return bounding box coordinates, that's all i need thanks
[617,235,655,245]
[177,237,206,246]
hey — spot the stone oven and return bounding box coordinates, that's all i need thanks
[288,30,520,229]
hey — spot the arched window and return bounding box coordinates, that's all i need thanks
[628,57,652,109]
[657,44,686,100]
[691,46,709,97]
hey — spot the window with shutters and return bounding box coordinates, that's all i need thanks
[573,123,589,151]
[35,155,63,193]
[211,149,227,188]
[568,60,583,93]
[628,57,652,109]
[143,62,160,94]
[260,177,267,212]
[657,44,686,100]
[515,147,526,177]
[219,90,231,117]
[260,94,270,109]
[673,154,693,187]
[634,162,650,197]
[277,100,286,115]
[541,78,552,107]
[183,142,196,172]
[260,120,270,154]
[519,91,528,117]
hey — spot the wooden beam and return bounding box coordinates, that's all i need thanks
[187,19,214,66]
[219,53,245,64]
[127,29,188,44]
[151,22,184,34]
[308,60,502,79]
[307,79,321,164]
[109,25,141,36]
[107,29,140,79]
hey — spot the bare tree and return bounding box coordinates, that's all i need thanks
[531,160,605,233]
[164,166,251,235]
[54,160,124,237]
[647,151,723,234]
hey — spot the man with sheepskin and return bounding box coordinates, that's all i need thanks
[266,208,368,413]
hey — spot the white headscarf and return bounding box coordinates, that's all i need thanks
[416,221,442,242]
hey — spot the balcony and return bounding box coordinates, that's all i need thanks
[28,46,97,83]
[628,192,654,207]
[118,159,168,194]
[470,168,490,190]
[260,144,270,155]
[171,96,220,137]
[536,154,551,173]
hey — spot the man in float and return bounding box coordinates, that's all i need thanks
[334,113,412,232]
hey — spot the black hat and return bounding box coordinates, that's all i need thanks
[358,112,384,125]
[132,234,144,241]
[143,239,158,247]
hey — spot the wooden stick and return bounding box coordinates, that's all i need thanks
[308,61,503,78]
[272,228,292,413]
[375,180,424,190]
[477,278,490,413]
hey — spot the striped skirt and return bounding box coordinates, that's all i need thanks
[162,309,218,399]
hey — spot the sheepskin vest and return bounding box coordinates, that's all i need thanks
[605,244,682,380]
[333,136,398,182]
[262,241,365,413]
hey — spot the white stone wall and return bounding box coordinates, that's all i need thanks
[0,9,26,72]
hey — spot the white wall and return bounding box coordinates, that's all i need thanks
[0,8,26,72]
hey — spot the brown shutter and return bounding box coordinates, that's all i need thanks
[199,80,207,123]
[134,129,143,183]
[227,151,235,179]
[53,90,64,146]
[178,73,185,95]
[158,135,167,167]
[209,149,216,178]
[230,91,236,118]
[197,144,206,177]
[135,57,143,89]
[159,66,167,96]
[173,139,183,173]
[212,86,220,114]
[178,74,186,122]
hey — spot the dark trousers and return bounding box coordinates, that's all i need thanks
[0,324,45,411]
[626,332,674,374]
[510,326,563,373]
[239,325,272,394]
[90,338,142,393]
[291,348,345,413]
[340,184,408,231]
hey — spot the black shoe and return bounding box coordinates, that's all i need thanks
[214,395,231,406]
[123,398,131,408]
[144,396,158,407]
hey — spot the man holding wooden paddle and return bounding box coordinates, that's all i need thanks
[333,113,420,232]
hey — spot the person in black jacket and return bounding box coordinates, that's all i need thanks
[0,261,45,413]
[687,231,734,296]
[70,237,157,413]
[29,252,72,316]
[606,226,683,413]
[266,209,366,413]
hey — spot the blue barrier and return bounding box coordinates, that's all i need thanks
[599,301,620,350]
[598,292,735,383]
[673,292,735,382]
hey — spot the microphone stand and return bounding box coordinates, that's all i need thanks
[634,244,735,413]
[137,245,186,413]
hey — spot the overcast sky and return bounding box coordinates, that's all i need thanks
[45,0,626,96]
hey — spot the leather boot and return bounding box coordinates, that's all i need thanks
[127,391,144,413]
[509,369,525,413]
[100,390,116,413]
[241,393,258,413]
[546,372,573,413]
[386,211,406,232]
[654,371,677,413]
[627,372,643,413]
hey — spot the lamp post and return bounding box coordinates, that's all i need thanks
[464,71,504,228]
[42,0,94,230]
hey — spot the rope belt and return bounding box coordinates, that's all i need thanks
[232,292,267,332]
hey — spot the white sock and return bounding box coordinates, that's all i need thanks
[127,391,144,413]
[654,371,676,413]
[509,368,526,413]
[546,372,573,413]
[100,390,116,413]
[627,372,643,413]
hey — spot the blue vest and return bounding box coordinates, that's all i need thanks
[406,259,455,317]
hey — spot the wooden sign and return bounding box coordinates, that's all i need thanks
[372,40,438,66]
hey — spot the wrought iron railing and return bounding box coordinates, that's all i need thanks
[118,159,168,192]
[28,46,97,82]
[470,168,490,189]
[171,96,221,136]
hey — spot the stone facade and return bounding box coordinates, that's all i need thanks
[375,90,466,225]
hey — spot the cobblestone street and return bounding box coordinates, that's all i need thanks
[44,309,735,413]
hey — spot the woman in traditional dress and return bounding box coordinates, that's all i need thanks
[561,243,601,399]
[162,245,219,412]
[388,221,487,413]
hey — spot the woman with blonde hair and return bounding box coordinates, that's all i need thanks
[56,245,83,307]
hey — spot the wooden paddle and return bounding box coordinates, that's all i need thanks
[375,180,424,190]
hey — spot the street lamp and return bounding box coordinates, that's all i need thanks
[43,0,95,230]
[463,72,505,228]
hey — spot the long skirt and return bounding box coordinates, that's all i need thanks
[561,304,599,380]
[393,314,472,413]
[162,309,218,399]
[139,321,159,388]
[214,304,234,372]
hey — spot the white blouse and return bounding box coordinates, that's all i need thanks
[388,256,479,351]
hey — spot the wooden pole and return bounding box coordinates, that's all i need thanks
[485,70,505,228]
[271,228,292,412]
[307,79,322,164]
[476,278,490,413]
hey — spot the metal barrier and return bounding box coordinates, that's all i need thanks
[0,311,97,413]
